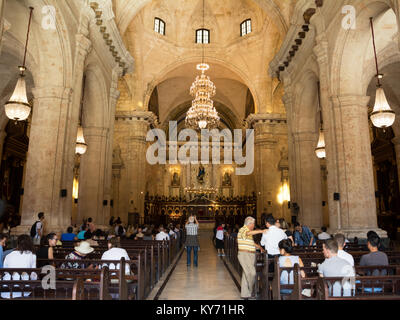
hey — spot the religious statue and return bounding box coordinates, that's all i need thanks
[222,172,232,186]
[197,164,205,184]
[172,172,180,186]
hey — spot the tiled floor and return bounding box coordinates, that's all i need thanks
[158,230,241,300]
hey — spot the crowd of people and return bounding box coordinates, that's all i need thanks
[0,212,185,287]
[236,214,390,300]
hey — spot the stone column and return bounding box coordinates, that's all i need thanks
[330,95,386,238]
[115,111,156,224]
[247,114,286,222]
[101,68,121,226]
[77,126,108,226]
[292,132,323,229]
[17,86,72,234]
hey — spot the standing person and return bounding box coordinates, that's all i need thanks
[260,215,287,258]
[216,223,225,256]
[31,212,45,246]
[155,226,170,241]
[293,222,316,246]
[237,217,266,300]
[185,215,199,267]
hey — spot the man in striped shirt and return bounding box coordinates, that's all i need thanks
[185,216,200,267]
[237,216,265,299]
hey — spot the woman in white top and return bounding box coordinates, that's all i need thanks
[2,235,37,299]
[278,239,305,295]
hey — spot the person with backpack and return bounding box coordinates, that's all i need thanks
[30,212,44,246]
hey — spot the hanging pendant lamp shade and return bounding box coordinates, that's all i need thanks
[5,68,31,121]
[315,128,326,159]
[4,7,34,122]
[369,17,395,129]
[370,86,395,128]
[75,125,88,155]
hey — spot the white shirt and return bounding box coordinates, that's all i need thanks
[216,229,224,240]
[2,251,37,299]
[337,249,354,267]
[155,231,170,241]
[260,226,287,256]
[101,248,131,274]
[318,232,331,240]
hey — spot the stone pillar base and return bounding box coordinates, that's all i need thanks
[11,224,71,237]
[328,227,388,240]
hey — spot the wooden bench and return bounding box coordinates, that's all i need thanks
[0,267,112,300]
[316,275,400,300]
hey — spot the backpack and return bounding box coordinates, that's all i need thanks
[30,221,39,237]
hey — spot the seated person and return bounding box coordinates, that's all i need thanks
[318,239,355,297]
[77,224,88,240]
[334,233,354,267]
[134,227,144,240]
[293,222,316,246]
[36,233,58,268]
[2,235,37,299]
[83,231,99,247]
[278,239,305,295]
[101,237,131,277]
[61,241,94,269]
[359,234,388,276]
[143,230,154,240]
[318,227,331,240]
[155,226,170,241]
[61,227,77,242]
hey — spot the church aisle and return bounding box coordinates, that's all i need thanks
[158,230,241,300]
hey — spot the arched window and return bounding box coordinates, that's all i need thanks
[154,18,165,35]
[240,19,252,36]
[196,29,210,44]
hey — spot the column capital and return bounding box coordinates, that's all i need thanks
[246,113,287,129]
[115,110,158,126]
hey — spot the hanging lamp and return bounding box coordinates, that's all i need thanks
[185,0,219,130]
[4,7,34,122]
[369,17,395,129]
[315,82,326,159]
[75,76,88,155]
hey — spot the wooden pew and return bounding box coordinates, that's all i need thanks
[272,262,400,300]
[316,275,400,300]
[0,267,112,300]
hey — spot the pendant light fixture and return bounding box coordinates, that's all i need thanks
[315,81,326,159]
[4,7,34,122]
[369,17,395,129]
[76,75,88,155]
[185,0,219,130]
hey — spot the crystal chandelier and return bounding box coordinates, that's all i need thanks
[315,82,326,159]
[186,63,219,130]
[185,0,220,130]
[369,17,395,128]
[4,7,34,122]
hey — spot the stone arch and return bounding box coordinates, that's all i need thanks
[330,0,394,96]
[143,56,261,115]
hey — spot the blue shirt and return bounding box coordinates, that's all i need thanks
[77,231,86,240]
[294,226,316,246]
[61,233,76,241]
[0,246,3,268]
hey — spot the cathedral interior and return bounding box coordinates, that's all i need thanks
[0,0,399,242]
